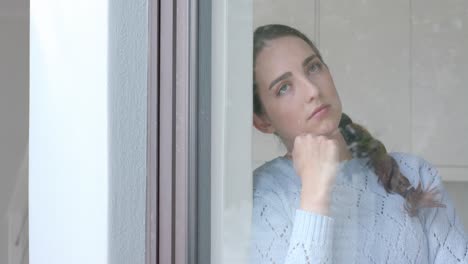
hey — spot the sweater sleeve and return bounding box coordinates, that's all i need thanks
[417,159,468,263]
[250,189,334,264]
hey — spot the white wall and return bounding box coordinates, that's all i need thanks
[0,0,29,263]
[444,182,468,229]
[30,1,109,263]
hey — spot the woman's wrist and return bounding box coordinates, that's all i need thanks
[300,192,331,216]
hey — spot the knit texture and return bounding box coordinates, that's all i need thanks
[250,152,468,264]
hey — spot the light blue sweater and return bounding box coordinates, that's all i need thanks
[250,152,467,263]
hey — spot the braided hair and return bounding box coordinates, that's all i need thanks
[338,113,445,216]
[253,24,445,216]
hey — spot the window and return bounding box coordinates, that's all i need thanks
[149,1,468,263]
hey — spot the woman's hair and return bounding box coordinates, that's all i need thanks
[253,24,445,216]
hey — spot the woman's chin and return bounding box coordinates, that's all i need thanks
[313,116,340,135]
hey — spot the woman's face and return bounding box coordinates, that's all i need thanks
[254,36,343,151]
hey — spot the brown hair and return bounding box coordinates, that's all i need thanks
[253,24,445,216]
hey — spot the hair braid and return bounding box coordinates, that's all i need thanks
[339,113,445,216]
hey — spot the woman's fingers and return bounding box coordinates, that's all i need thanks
[292,133,339,178]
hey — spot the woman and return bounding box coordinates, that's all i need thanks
[250,24,467,263]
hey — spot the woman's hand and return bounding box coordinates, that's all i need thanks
[291,130,341,216]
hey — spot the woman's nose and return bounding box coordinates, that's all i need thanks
[299,77,320,102]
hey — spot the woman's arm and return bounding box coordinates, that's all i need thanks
[250,190,334,264]
[418,159,468,263]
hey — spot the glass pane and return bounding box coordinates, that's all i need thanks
[210,0,253,263]
[209,0,468,263]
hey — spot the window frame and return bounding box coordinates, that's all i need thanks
[146,0,210,263]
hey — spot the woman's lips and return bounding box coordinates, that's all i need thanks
[307,104,330,120]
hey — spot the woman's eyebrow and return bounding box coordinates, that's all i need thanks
[302,54,318,68]
[269,72,292,90]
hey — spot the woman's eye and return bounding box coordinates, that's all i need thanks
[277,84,290,96]
[308,62,322,73]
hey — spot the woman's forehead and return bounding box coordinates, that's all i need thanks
[255,36,316,82]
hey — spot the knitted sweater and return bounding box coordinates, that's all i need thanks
[250,152,468,264]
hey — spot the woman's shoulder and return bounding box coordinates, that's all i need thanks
[252,157,297,194]
[389,152,442,189]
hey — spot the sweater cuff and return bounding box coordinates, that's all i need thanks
[291,209,334,246]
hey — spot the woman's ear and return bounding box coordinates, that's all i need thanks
[253,113,275,134]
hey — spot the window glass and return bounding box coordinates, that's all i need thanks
[211,1,468,263]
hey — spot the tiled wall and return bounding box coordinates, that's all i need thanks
[253,0,468,226]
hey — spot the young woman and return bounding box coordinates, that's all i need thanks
[250,24,467,264]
